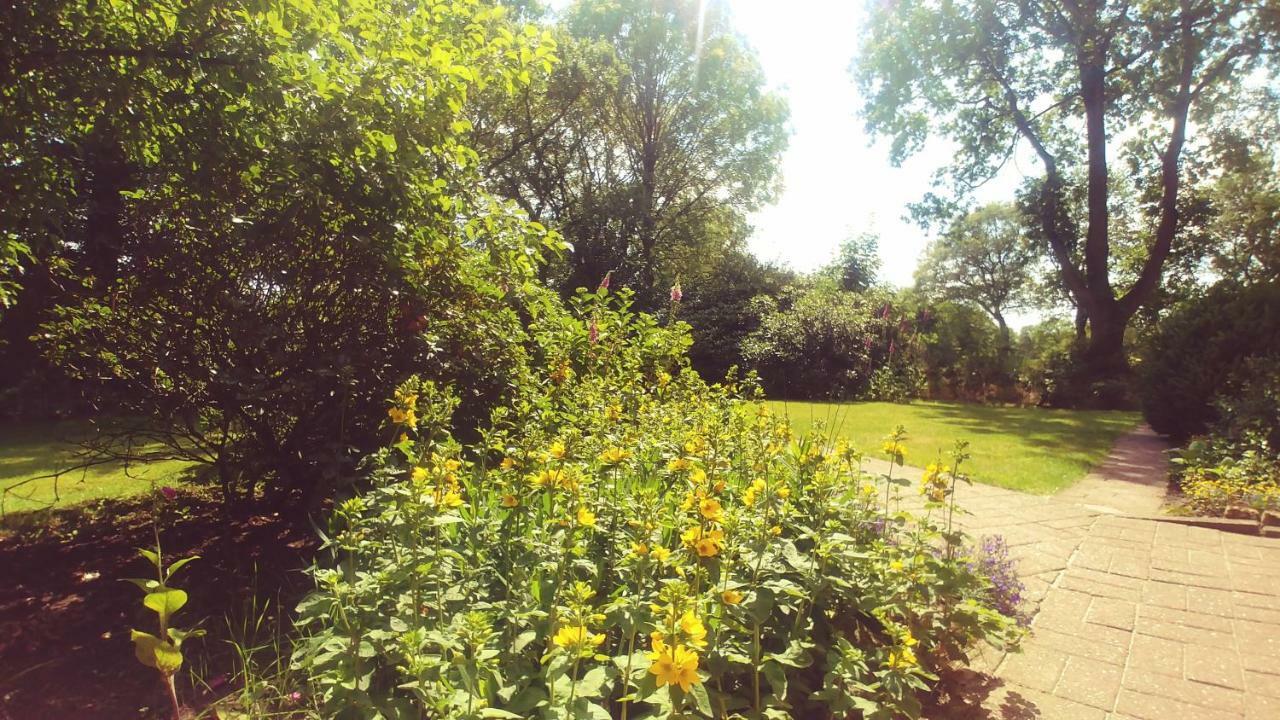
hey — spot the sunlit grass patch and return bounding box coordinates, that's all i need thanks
[769,400,1141,494]
[0,420,194,517]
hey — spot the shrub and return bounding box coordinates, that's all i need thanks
[291,291,1022,719]
[742,284,921,401]
[1173,432,1280,520]
[31,0,562,511]
[1139,282,1280,441]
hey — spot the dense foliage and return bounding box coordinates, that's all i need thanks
[915,204,1039,349]
[477,0,788,306]
[858,0,1280,391]
[742,284,922,402]
[1138,282,1280,442]
[4,0,562,508]
[292,292,1023,719]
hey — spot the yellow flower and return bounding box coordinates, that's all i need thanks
[553,625,605,651]
[887,646,917,669]
[631,542,649,556]
[577,507,597,528]
[549,440,567,460]
[651,546,672,563]
[777,486,791,499]
[441,490,463,508]
[529,469,559,487]
[648,643,700,692]
[721,589,744,605]
[881,440,906,464]
[667,456,691,472]
[411,466,429,482]
[657,371,672,388]
[679,611,708,648]
[388,407,417,428]
[698,497,723,522]
[605,404,622,422]
[695,538,721,558]
[398,433,409,444]
[890,559,904,572]
[743,488,757,506]
[501,494,519,508]
[500,456,517,470]
[598,447,631,465]
[769,525,781,537]
[681,526,724,557]
[396,393,418,410]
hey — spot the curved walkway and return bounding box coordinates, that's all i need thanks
[874,425,1280,720]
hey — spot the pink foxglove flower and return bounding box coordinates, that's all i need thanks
[670,282,682,303]
[160,486,178,501]
[589,318,599,344]
[598,271,611,291]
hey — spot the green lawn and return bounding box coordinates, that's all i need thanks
[0,421,193,516]
[768,400,1141,494]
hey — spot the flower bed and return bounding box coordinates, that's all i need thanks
[291,291,1022,719]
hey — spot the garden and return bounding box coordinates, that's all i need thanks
[1,0,1278,719]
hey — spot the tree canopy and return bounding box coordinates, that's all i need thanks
[478,0,789,303]
[858,0,1280,397]
[915,203,1039,344]
[2,0,561,507]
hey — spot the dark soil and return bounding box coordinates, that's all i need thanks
[0,492,318,719]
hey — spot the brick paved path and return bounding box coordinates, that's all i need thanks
[871,425,1280,719]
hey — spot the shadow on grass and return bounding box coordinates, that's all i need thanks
[0,490,317,719]
[909,402,1139,455]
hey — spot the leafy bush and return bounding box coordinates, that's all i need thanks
[742,284,920,401]
[1173,433,1280,520]
[28,0,561,510]
[1170,357,1280,521]
[291,291,1022,719]
[1139,282,1280,441]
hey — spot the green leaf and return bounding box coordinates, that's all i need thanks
[130,629,183,674]
[143,588,188,622]
[138,548,160,568]
[165,556,199,580]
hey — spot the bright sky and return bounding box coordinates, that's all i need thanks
[726,0,1028,287]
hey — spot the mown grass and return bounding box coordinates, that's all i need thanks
[0,420,194,517]
[768,400,1141,494]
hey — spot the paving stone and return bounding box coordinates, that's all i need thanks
[1140,580,1187,610]
[1184,645,1244,690]
[1087,596,1137,631]
[1133,616,1236,649]
[1033,626,1130,666]
[936,425,1280,720]
[1234,619,1280,658]
[998,644,1068,693]
[1243,669,1280,698]
[1137,603,1233,633]
[1054,656,1123,710]
[1127,633,1184,677]
[1113,689,1242,720]
[1121,668,1245,713]
[1186,586,1236,618]
[986,685,1109,719]
[1245,693,1280,720]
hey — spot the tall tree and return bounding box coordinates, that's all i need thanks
[858,0,1279,391]
[915,203,1038,348]
[476,0,788,303]
[825,231,882,292]
[1,0,561,509]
